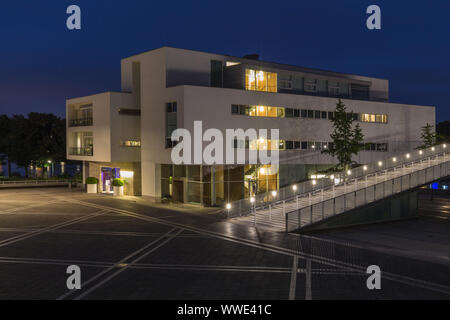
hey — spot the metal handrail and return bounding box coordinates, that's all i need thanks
[285,154,449,231]
[228,143,448,217]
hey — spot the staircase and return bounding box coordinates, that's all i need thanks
[231,144,449,232]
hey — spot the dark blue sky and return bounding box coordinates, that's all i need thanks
[0,0,449,122]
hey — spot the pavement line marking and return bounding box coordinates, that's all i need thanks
[53,196,450,296]
[0,257,112,268]
[0,256,291,273]
[0,199,62,215]
[73,228,183,300]
[0,209,108,248]
[57,227,179,300]
[289,255,298,300]
[0,227,208,238]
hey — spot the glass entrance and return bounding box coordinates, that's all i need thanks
[101,167,120,193]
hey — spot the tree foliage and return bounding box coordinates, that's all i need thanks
[322,99,365,171]
[0,113,66,177]
[417,123,437,149]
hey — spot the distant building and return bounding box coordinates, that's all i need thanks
[66,47,435,205]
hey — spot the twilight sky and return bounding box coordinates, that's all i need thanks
[0,0,449,122]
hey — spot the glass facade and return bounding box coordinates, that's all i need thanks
[245,69,277,92]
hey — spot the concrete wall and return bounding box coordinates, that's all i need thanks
[299,190,419,233]
[66,92,112,162]
[180,85,434,165]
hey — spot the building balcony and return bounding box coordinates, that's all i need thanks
[69,147,93,156]
[68,118,93,127]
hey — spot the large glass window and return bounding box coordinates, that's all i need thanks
[304,79,317,93]
[245,69,277,92]
[166,102,178,148]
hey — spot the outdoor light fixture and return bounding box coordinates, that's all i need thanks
[121,171,134,178]
[347,170,351,175]
[363,165,368,171]
[378,161,383,167]
[330,174,335,180]
[431,147,435,151]
[419,150,423,155]
[406,153,410,159]
[250,197,255,203]
[444,144,447,148]
[226,203,231,210]
[292,185,298,191]
[259,167,265,174]
[259,137,265,143]
[312,180,317,185]
[47,160,52,163]
[393,157,397,162]
[271,190,277,197]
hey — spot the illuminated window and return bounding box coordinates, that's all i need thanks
[245,69,277,92]
[248,139,285,151]
[120,140,141,147]
[360,113,387,123]
[226,61,241,67]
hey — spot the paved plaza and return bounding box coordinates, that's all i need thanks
[0,188,448,299]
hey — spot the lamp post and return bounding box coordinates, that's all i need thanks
[226,203,231,218]
[47,160,53,178]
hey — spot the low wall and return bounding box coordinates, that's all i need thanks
[298,188,419,233]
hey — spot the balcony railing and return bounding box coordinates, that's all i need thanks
[69,147,93,156]
[68,118,93,127]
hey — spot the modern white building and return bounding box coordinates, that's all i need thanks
[66,46,435,205]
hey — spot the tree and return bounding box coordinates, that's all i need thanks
[436,121,450,143]
[417,123,436,149]
[0,115,13,176]
[322,99,365,172]
[0,113,67,177]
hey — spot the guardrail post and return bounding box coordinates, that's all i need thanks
[296,195,299,209]
[322,201,324,219]
[269,204,272,221]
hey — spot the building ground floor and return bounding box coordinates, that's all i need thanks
[83,161,332,206]
[83,161,141,196]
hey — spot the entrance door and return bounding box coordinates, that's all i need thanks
[101,167,112,193]
[172,180,184,202]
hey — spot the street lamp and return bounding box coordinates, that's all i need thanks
[363,165,368,171]
[292,185,297,191]
[406,153,410,159]
[393,157,397,163]
[347,170,351,176]
[47,160,53,178]
[271,190,277,197]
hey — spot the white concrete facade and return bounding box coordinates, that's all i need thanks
[66,46,435,202]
